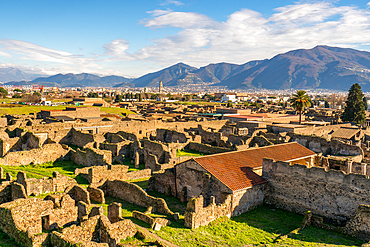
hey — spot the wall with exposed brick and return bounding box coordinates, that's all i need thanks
[263,158,370,222]
[184,195,232,229]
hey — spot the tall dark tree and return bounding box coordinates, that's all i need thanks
[290,90,311,124]
[341,83,366,125]
[363,97,368,111]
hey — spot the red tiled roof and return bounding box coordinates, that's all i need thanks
[193,142,316,191]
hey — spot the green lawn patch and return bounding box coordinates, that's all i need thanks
[176,149,205,157]
[155,205,364,247]
[0,160,88,185]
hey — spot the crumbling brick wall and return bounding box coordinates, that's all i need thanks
[263,158,370,222]
[99,180,173,216]
[186,142,231,154]
[184,195,232,229]
[75,165,151,184]
[71,147,112,166]
[344,204,370,241]
[290,133,364,161]
[0,143,71,166]
[50,215,136,247]
[16,171,77,196]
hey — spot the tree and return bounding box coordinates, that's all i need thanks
[363,97,368,110]
[290,90,311,124]
[341,83,366,125]
[226,100,233,108]
[115,94,123,103]
[87,92,99,98]
[324,100,330,108]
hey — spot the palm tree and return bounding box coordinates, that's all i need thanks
[290,90,311,124]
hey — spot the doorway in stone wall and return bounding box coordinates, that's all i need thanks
[41,215,50,231]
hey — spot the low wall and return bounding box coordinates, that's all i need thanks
[100,180,173,216]
[0,143,70,166]
[75,165,151,184]
[184,195,232,229]
[263,158,370,222]
[71,148,112,167]
[186,142,231,154]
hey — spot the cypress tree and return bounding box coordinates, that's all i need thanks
[363,97,368,110]
[341,83,366,125]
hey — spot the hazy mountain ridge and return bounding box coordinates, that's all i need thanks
[0,67,42,83]
[6,73,135,88]
[5,46,370,90]
[217,46,370,91]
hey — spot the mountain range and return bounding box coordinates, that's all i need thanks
[5,73,134,88]
[4,45,370,91]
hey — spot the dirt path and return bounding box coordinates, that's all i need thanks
[136,225,180,247]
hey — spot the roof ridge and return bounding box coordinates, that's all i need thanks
[195,142,299,160]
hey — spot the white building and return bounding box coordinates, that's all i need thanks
[221,93,238,103]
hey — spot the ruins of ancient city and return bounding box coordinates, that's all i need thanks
[0,89,369,247]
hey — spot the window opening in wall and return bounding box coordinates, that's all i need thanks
[41,215,50,231]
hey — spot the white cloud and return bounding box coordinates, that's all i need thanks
[144,12,215,28]
[160,0,184,6]
[147,9,172,16]
[104,2,370,69]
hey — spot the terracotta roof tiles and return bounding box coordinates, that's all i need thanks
[193,142,316,191]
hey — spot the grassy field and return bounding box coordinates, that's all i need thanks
[0,105,135,116]
[156,205,364,247]
[0,160,88,185]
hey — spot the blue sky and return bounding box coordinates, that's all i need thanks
[1,0,370,77]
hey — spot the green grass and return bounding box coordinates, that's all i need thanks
[0,105,135,116]
[155,205,365,247]
[0,160,88,185]
[130,178,150,190]
[120,159,145,172]
[0,229,22,247]
[176,149,205,157]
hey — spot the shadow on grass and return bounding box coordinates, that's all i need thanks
[146,191,186,215]
[231,205,364,246]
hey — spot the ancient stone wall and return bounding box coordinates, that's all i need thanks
[175,160,232,203]
[99,180,173,216]
[0,195,77,247]
[66,185,91,205]
[75,165,151,184]
[184,195,232,229]
[344,204,370,241]
[186,142,231,154]
[50,215,136,247]
[263,158,370,222]
[16,171,77,196]
[156,129,191,143]
[290,134,363,161]
[148,169,176,196]
[71,147,112,166]
[0,143,71,166]
[231,184,264,216]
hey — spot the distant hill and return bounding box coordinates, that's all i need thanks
[0,67,41,83]
[130,61,266,88]
[216,46,370,91]
[6,45,370,90]
[131,63,198,87]
[6,73,135,88]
